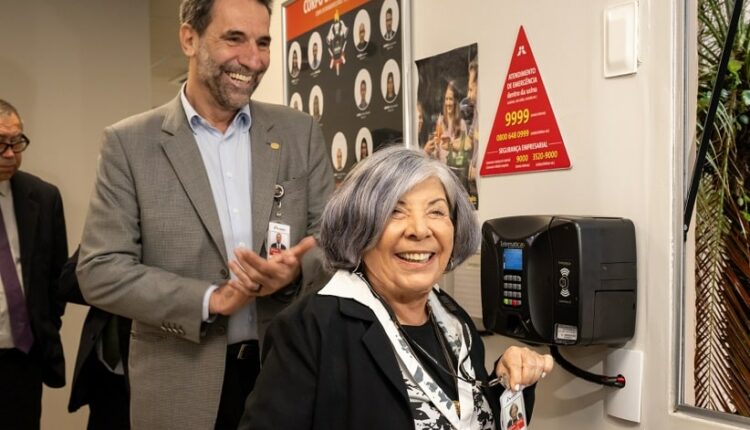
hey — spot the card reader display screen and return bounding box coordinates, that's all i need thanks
[503,248,523,271]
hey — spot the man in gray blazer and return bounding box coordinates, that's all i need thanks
[76,0,334,428]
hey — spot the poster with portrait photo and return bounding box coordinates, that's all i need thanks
[416,43,479,209]
[308,85,324,123]
[288,92,304,112]
[355,127,373,161]
[330,131,349,183]
[354,68,372,111]
[353,9,372,55]
[283,0,408,186]
[379,0,399,42]
[380,58,400,105]
[307,31,323,72]
[288,41,302,80]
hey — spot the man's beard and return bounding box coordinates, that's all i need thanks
[197,48,262,111]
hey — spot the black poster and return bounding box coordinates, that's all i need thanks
[284,0,405,185]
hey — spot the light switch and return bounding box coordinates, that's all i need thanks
[604,1,638,77]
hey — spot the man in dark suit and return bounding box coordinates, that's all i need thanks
[383,8,396,41]
[269,232,287,254]
[0,99,68,429]
[356,22,368,51]
[58,248,131,429]
[358,80,369,110]
[310,42,320,70]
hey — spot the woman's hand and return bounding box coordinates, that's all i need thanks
[495,346,554,392]
[423,138,437,157]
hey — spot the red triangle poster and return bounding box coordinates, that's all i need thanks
[480,26,571,176]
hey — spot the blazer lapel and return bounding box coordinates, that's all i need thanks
[159,98,227,261]
[339,299,409,404]
[10,175,37,293]
[249,102,280,252]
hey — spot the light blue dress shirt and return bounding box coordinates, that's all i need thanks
[180,89,257,344]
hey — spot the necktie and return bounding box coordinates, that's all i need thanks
[0,206,33,353]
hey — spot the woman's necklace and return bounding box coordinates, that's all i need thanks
[428,311,461,416]
[355,271,463,415]
[393,309,463,415]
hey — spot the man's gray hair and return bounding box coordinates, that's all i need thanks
[320,146,480,272]
[180,0,273,35]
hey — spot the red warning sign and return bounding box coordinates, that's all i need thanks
[480,26,571,176]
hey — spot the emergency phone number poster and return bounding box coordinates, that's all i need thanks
[480,26,571,176]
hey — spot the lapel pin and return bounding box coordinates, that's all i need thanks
[270,142,281,150]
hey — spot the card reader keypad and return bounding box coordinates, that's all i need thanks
[502,274,523,307]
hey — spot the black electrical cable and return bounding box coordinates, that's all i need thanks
[549,346,626,389]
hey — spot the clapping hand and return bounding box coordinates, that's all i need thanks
[228,236,317,297]
[209,237,317,316]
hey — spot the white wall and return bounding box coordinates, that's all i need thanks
[0,1,151,428]
[408,0,739,429]
[252,0,286,104]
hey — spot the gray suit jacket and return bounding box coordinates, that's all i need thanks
[77,95,334,429]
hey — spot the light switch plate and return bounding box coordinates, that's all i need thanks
[605,348,643,422]
[604,1,638,77]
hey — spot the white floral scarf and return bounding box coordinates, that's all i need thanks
[319,270,495,430]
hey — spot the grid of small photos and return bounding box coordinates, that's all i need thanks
[285,0,404,185]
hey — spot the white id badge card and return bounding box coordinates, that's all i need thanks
[267,222,291,259]
[499,388,527,430]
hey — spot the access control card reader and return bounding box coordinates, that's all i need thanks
[481,216,637,345]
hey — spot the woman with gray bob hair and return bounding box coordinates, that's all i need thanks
[245,146,553,429]
[319,146,478,273]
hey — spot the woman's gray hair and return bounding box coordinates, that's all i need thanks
[320,145,480,272]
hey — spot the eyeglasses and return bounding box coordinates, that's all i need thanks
[0,134,30,154]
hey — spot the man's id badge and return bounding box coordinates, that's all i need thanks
[499,388,527,430]
[267,222,290,259]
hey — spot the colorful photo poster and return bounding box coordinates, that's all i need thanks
[480,26,570,176]
[283,0,405,186]
[416,44,479,208]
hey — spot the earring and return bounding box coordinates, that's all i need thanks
[353,258,362,274]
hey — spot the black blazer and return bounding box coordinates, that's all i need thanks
[10,171,68,388]
[57,248,131,412]
[244,288,536,429]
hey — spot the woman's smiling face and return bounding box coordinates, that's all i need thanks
[363,177,454,303]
